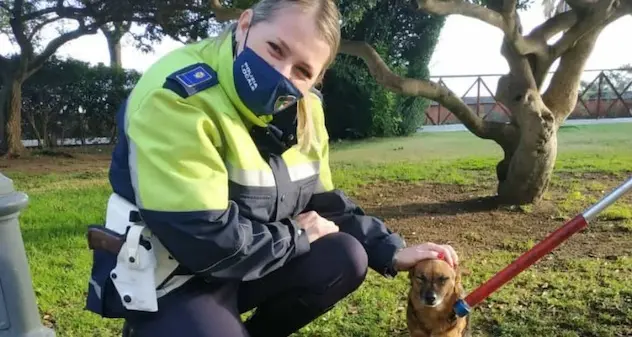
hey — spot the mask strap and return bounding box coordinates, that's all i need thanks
[242,20,252,50]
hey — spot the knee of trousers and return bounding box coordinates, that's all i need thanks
[313,232,369,299]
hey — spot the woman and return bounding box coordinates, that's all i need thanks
[85,0,459,336]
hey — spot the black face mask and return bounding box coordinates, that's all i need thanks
[232,23,303,117]
[230,27,300,156]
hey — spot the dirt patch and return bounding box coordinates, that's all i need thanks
[353,176,632,261]
[0,150,111,174]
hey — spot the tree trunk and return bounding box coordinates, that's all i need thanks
[494,79,559,205]
[102,22,129,69]
[494,24,605,205]
[107,36,122,69]
[6,77,26,157]
[496,120,558,205]
[25,110,44,148]
[42,113,50,149]
[0,73,10,154]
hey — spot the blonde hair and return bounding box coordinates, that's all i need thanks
[220,0,341,153]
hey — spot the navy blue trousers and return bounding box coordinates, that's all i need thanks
[123,232,369,337]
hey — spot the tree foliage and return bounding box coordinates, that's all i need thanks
[0,0,216,156]
[322,1,445,139]
[20,56,140,148]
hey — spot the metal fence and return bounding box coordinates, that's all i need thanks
[424,68,632,125]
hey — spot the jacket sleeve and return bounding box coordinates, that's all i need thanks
[303,95,406,277]
[125,88,310,282]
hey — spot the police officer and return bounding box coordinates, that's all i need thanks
[85,0,459,336]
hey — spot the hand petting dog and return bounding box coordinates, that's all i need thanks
[393,243,459,272]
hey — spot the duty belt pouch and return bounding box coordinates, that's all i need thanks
[86,194,185,318]
[110,224,159,312]
[85,224,159,318]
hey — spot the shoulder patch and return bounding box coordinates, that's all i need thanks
[163,63,219,98]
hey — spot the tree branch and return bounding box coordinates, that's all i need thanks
[564,0,599,12]
[549,0,618,60]
[339,39,517,145]
[543,27,603,123]
[29,22,102,74]
[502,0,519,15]
[511,34,549,56]
[415,0,545,60]
[209,0,243,22]
[10,0,33,56]
[528,11,578,41]
[27,17,63,41]
[543,8,628,123]
[13,0,24,12]
[54,6,93,21]
[500,36,540,92]
[101,21,131,41]
[20,0,63,21]
[416,0,505,31]
[20,7,56,21]
[0,2,10,11]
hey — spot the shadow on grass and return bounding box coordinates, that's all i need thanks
[366,196,504,218]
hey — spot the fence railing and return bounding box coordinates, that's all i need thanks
[424,68,632,125]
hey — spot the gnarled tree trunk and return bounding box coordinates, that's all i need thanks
[494,86,558,204]
[0,73,10,154]
[493,24,604,204]
[0,65,27,157]
[6,77,26,157]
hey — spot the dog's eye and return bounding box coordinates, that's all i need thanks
[416,276,427,283]
[437,276,449,284]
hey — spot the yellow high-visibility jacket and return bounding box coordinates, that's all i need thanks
[92,29,404,315]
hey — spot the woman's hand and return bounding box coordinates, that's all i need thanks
[295,211,339,243]
[392,243,459,271]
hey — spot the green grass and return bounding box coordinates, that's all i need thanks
[7,122,632,336]
[329,123,632,165]
[327,123,632,193]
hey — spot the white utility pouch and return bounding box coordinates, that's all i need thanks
[105,193,193,308]
[110,223,159,312]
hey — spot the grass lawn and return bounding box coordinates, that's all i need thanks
[3,123,632,336]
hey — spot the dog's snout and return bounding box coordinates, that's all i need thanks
[423,291,437,305]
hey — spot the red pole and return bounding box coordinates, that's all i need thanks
[454,176,632,317]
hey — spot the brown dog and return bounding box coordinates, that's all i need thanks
[406,257,471,337]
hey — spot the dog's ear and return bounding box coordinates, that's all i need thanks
[454,269,462,287]
[458,265,472,276]
[453,264,469,298]
[453,265,468,288]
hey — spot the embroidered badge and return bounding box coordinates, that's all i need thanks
[164,63,219,98]
[175,66,214,87]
